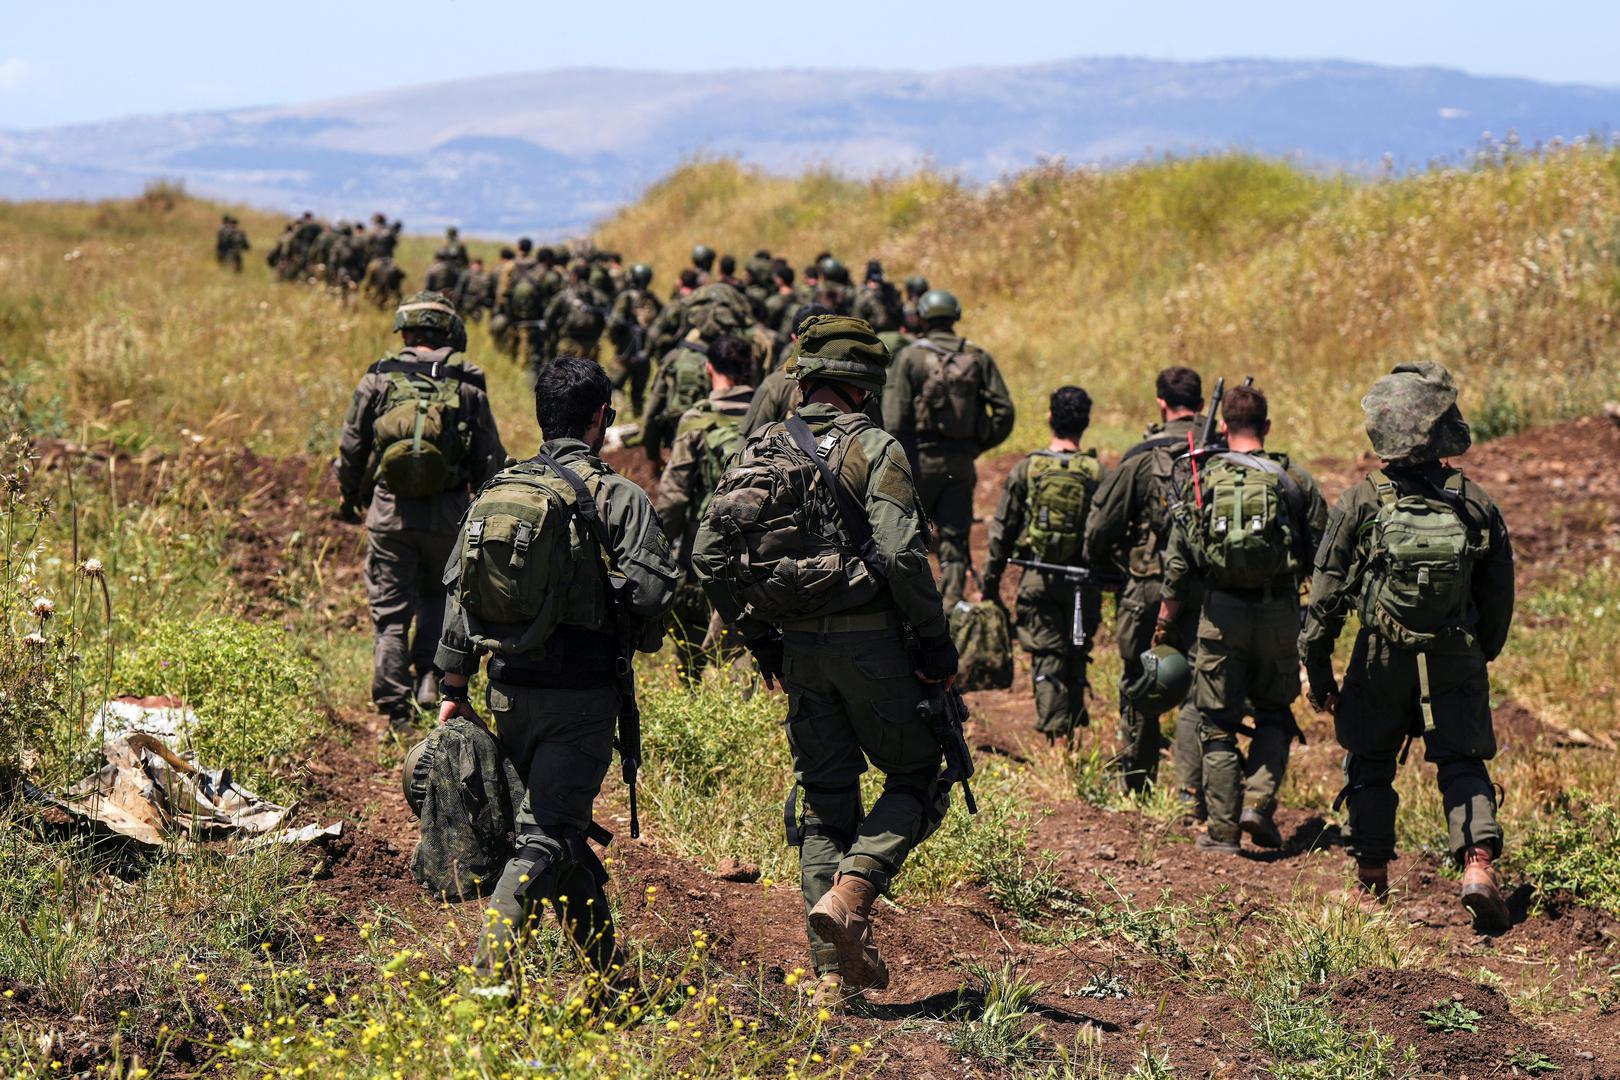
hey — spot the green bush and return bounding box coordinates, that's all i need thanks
[114,614,320,797]
[1516,796,1620,916]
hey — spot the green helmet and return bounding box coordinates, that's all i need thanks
[905,274,929,297]
[918,288,962,322]
[393,290,468,352]
[630,263,653,288]
[788,315,890,393]
[818,256,850,285]
[1125,645,1193,715]
[1361,361,1472,464]
[691,244,716,270]
[402,736,434,819]
[685,283,752,339]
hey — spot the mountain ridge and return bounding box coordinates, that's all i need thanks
[5,56,1618,234]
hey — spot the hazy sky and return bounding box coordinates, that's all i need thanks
[5,0,1616,129]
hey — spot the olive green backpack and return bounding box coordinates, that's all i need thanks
[449,451,611,656]
[1359,470,1485,648]
[657,342,714,429]
[912,339,985,442]
[678,405,747,519]
[1021,450,1100,564]
[1182,452,1304,590]
[369,355,476,498]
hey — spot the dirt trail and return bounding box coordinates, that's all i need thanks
[31,415,1620,1075]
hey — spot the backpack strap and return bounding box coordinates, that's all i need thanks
[783,414,888,585]
[532,449,618,570]
[370,357,488,390]
[1120,434,1184,463]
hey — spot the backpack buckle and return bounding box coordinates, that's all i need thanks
[511,521,534,570]
[464,519,485,563]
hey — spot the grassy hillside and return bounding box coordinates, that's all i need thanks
[598,152,1620,456]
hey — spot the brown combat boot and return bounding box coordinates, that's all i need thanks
[1240,808,1283,849]
[1460,845,1510,933]
[1353,860,1390,907]
[807,874,889,991]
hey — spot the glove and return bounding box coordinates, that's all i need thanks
[914,632,960,683]
[746,635,784,683]
[980,574,1004,609]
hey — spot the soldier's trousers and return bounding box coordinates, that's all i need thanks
[477,680,620,976]
[1191,589,1301,843]
[914,445,977,608]
[1334,630,1501,865]
[1016,570,1102,739]
[668,575,715,680]
[1114,575,1203,794]
[781,623,948,975]
[365,528,455,717]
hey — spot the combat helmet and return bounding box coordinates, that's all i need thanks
[918,288,962,322]
[393,290,468,352]
[819,256,851,285]
[402,736,435,819]
[691,244,716,270]
[788,315,890,393]
[685,283,752,339]
[1361,361,1472,464]
[630,262,654,288]
[905,274,929,297]
[1125,644,1192,714]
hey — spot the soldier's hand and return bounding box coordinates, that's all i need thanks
[746,635,785,691]
[914,632,960,684]
[1151,618,1179,650]
[438,699,476,724]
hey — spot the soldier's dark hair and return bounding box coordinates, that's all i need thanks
[813,251,832,264]
[719,254,737,276]
[570,262,589,282]
[537,246,556,264]
[802,264,820,281]
[1155,367,1203,411]
[499,247,516,260]
[1050,386,1092,438]
[517,237,533,254]
[470,257,483,268]
[534,355,613,440]
[1222,385,1268,436]
[792,304,834,338]
[865,259,883,281]
[679,268,700,289]
[773,262,795,286]
[707,335,753,382]
[754,249,772,259]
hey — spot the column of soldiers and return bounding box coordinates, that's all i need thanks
[337,241,1515,1006]
[262,209,409,308]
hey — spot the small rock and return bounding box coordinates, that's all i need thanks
[1580,1050,1595,1060]
[714,857,761,883]
[1095,845,1117,861]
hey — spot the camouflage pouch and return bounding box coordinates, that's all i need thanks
[950,600,1014,691]
[405,715,523,901]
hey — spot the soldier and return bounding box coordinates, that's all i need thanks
[337,292,506,735]
[1082,367,1209,801]
[852,259,903,339]
[982,386,1103,743]
[544,262,612,362]
[642,284,752,465]
[452,258,496,321]
[438,226,470,272]
[655,335,756,678]
[1158,386,1327,853]
[743,304,833,435]
[815,257,854,315]
[900,275,929,337]
[436,356,678,979]
[690,315,961,1009]
[608,263,663,415]
[763,262,799,367]
[884,289,1016,607]
[1301,362,1514,931]
[267,222,293,279]
[502,241,554,370]
[689,244,716,287]
[215,215,249,271]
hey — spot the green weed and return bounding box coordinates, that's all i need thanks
[1419,999,1482,1034]
[943,960,1046,1067]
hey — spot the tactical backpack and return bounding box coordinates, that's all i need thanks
[449,452,612,656]
[1021,450,1100,564]
[404,715,523,901]
[679,406,747,519]
[913,339,985,442]
[1181,452,1305,590]
[950,600,1014,691]
[560,290,607,341]
[508,266,545,324]
[369,355,476,498]
[694,412,884,625]
[656,343,714,429]
[1359,470,1485,649]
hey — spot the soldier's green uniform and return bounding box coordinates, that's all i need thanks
[1162,450,1327,846]
[1301,364,1514,875]
[437,436,678,975]
[742,365,882,436]
[983,450,1104,739]
[642,286,753,461]
[337,302,505,730]
[883,300,1016,606]
[656,384,755,675]
[608,276,663,413]
[545,279,612,361]
[852,278,902,335]
[1083,416,1207,794]
[691,317,959,983]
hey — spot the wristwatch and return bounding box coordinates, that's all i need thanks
[440,680,471,704]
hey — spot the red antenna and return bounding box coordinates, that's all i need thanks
[1188,431,1204,510]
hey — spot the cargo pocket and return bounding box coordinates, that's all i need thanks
[869,696,939,775]
[1430,654,1496,760]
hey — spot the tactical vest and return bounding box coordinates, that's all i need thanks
[451,454,614,657]
[912,339,985,442]
[1020,450,1100,564]
[694,412,884,625]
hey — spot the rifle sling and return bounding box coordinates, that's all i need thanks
[783,414,889,585]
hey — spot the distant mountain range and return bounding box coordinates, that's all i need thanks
[4,58,1618,235]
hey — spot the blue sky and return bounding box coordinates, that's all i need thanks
[4,0,1615,129]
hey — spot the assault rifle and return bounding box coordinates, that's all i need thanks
[916,677,979,815]
[1007,558,1114,647]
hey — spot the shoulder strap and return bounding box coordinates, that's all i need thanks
[532,450,621,575]
[1217,452,1306,520]
[370,357,487,391]
[1120,434,1184,464]
[782,414,887,584]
